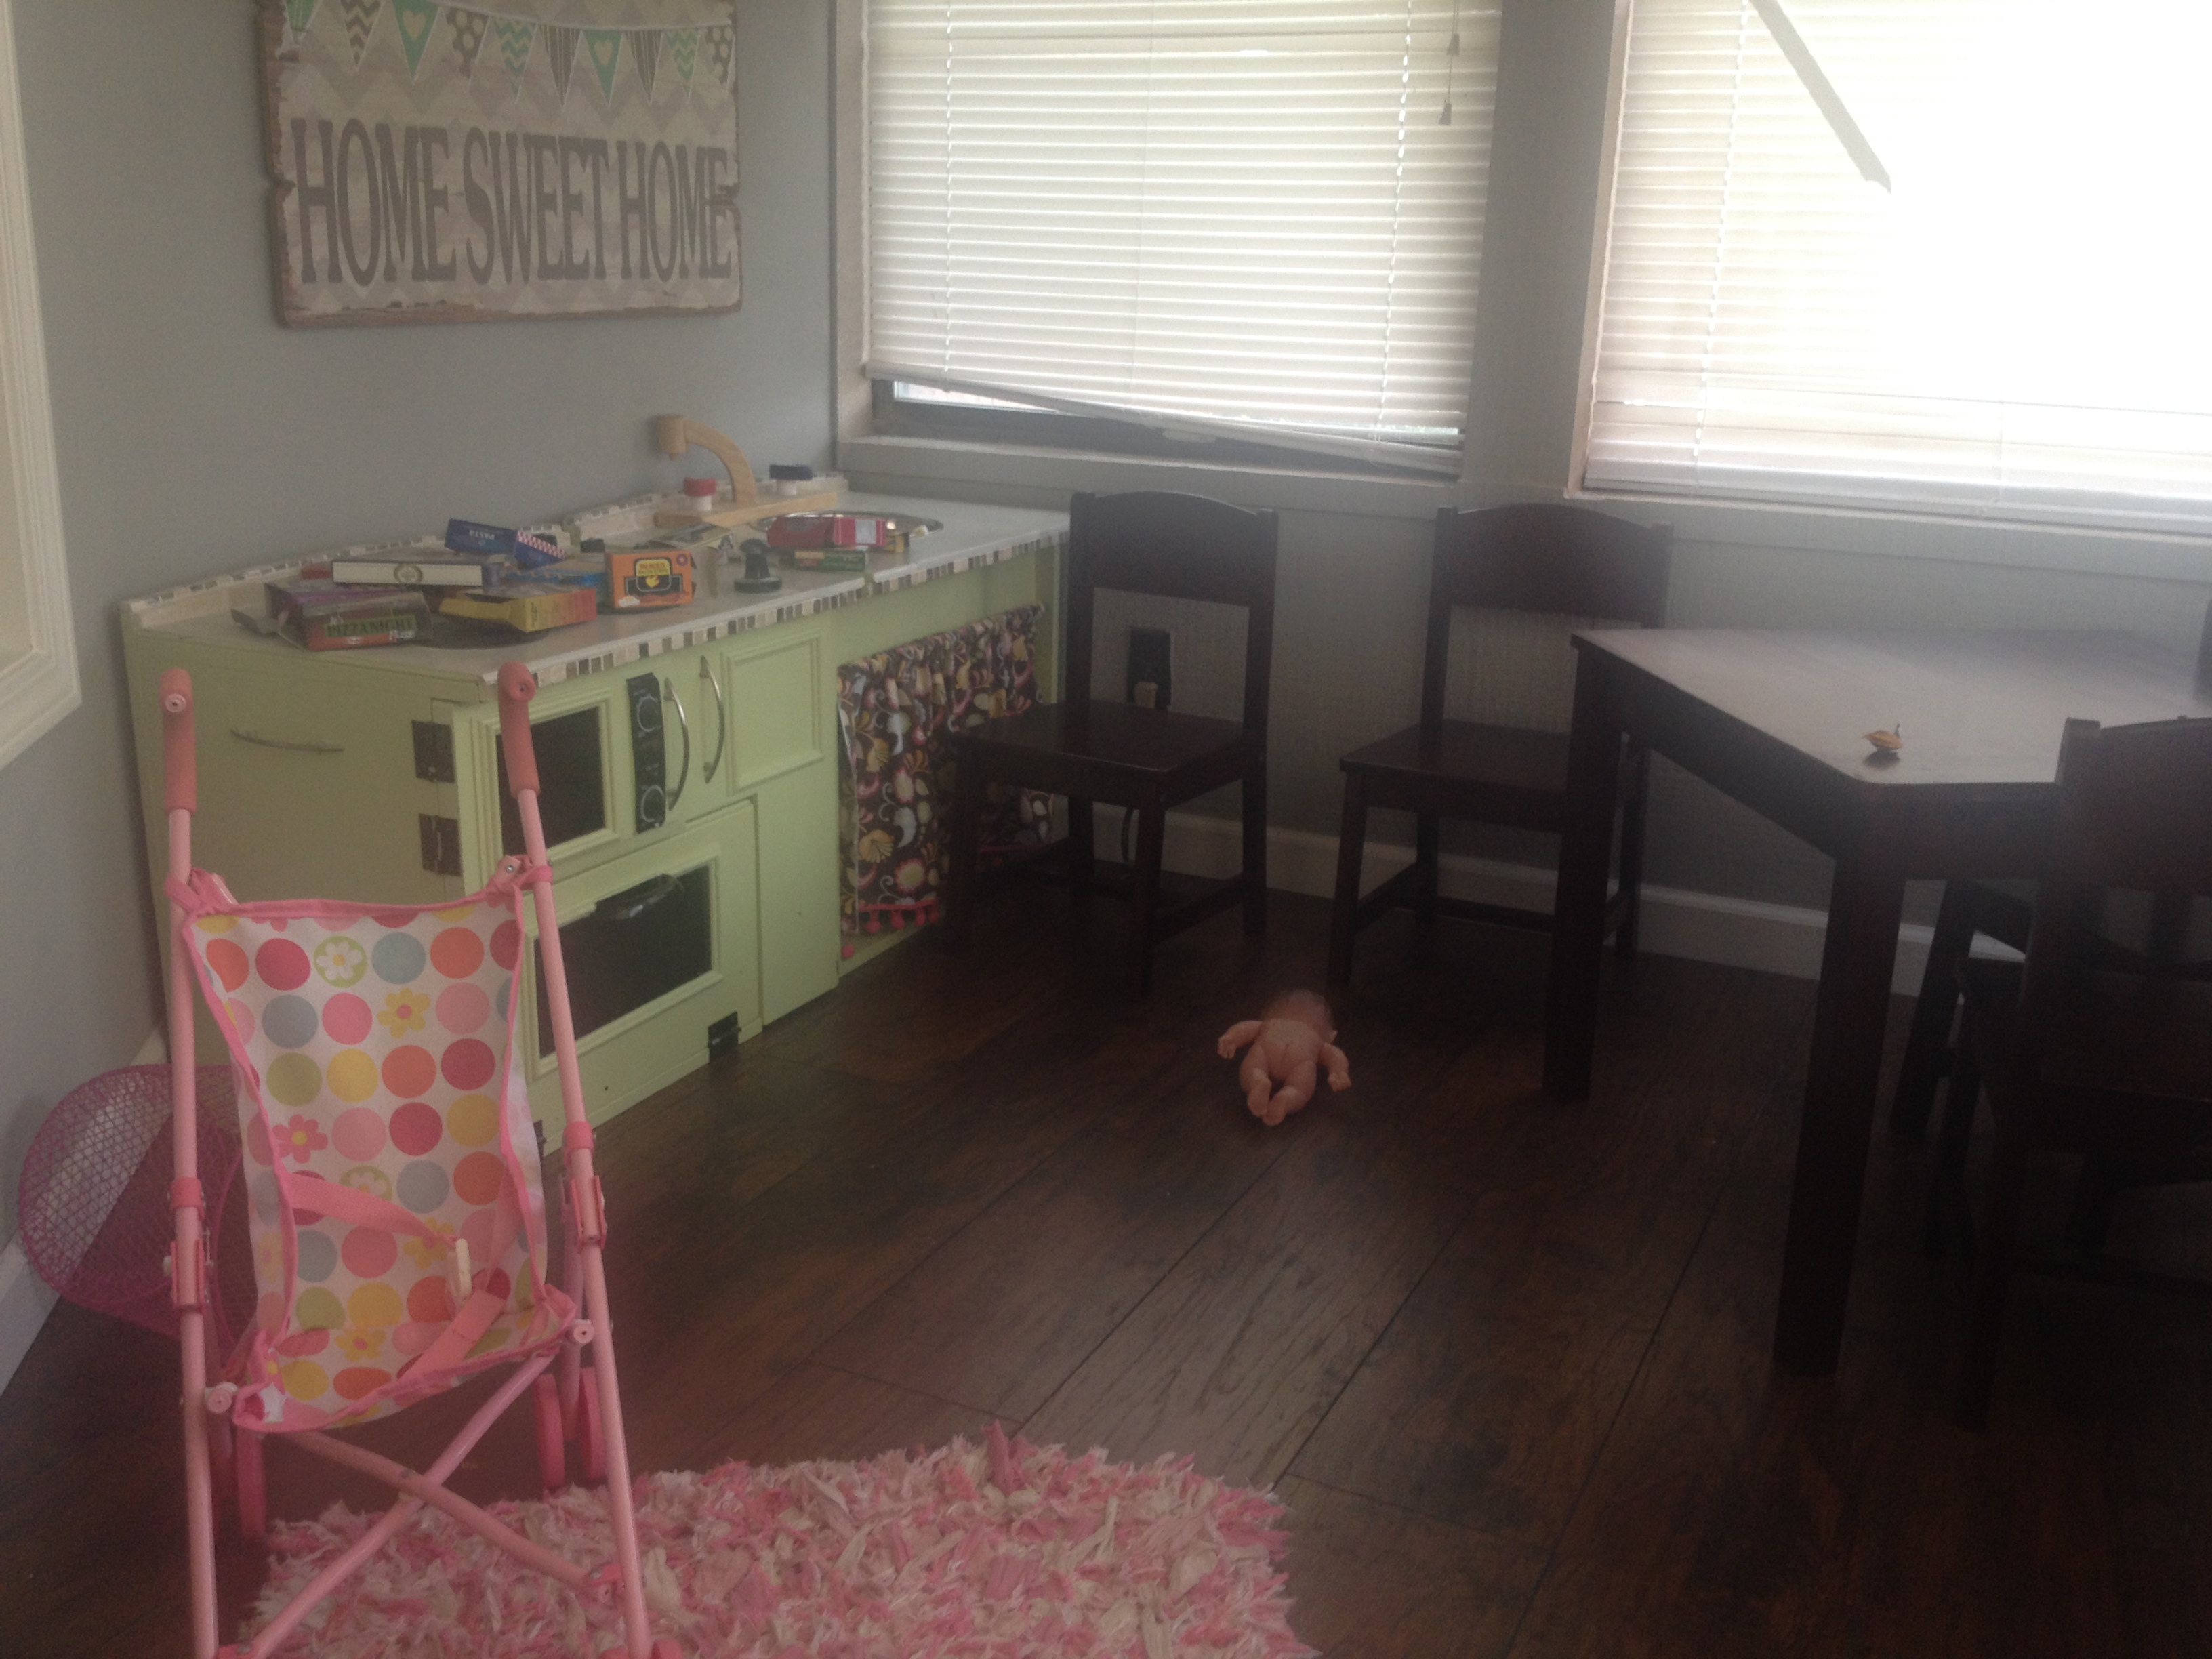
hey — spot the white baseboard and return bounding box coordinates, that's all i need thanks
[1095,806,1947,995]
[0,1237,58,1398]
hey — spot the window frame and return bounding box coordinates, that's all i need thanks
[0,0,77,773]
[830,0,1483,506]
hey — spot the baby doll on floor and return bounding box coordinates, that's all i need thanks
[1216,990,1351,1126]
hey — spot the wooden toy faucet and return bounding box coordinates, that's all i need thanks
[653,415,759,508]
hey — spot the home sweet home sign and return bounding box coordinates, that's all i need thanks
[261,0,740,325]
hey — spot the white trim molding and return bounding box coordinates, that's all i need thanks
[0,0,79,773]
[1099,806,1971,996]
[0,1236,58,1397]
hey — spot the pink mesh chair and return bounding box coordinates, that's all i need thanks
[157,664,678,1659]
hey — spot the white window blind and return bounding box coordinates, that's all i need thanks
[1586,0,2212,533]
[866,1,1500,473]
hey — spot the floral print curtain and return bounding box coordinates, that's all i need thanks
[836,605,1053,945]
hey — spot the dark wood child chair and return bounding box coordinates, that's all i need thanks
[1326,503,1671,991]
[1927,713,2212,1429]
[942,490,1279,995]
[1891,596,2212,1144]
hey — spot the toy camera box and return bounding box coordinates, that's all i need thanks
[605,545,695,609]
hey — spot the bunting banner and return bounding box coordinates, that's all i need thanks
[338,0,384,69]
[446,6,485,80]
[584,29,624,104]
[703,24,732,91]
[489,15,535,93]
[392,0,438,79]
[260,0,741,326]
[544,25,579,104]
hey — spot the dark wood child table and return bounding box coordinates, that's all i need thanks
[1541,629,2212,1376]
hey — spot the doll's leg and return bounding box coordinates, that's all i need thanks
[1264,1059,1318,1125]
[1244,1061,1277,1120]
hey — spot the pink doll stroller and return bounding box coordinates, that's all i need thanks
[157,664,678,1658]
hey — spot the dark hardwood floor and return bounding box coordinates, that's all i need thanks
[4,888,2208,1656]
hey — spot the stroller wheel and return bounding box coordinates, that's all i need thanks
[532,1374,567,1494]
[574,1368,607,1484]
[235,1429,267,1544]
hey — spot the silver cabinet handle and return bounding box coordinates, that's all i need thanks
[230,728,344,754]
[699,657,727,785]
[661,676,691,811]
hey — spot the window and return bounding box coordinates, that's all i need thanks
[1583,0,2212,534]
[0,0,77,771]
[865,1,1501,475]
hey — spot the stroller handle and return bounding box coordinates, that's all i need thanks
[497,662,539,798]
[159,669,196,814]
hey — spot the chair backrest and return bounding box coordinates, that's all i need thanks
[1064,490,1280,735]
[1421,504,1672,731]
[2015,716,2212,1049]
[2046,716,2212,901]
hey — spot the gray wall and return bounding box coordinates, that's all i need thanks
[0,0,830,1238]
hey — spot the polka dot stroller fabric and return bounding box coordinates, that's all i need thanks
[169,860,573,1433]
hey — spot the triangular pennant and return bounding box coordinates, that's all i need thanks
[670,28,697,86]
[285,0,321,43]
[583,28,622,104]
[703,24,734,91]
[634,29,662,98]
[446,5,485,79]
[392,0,438,81]
[546,26,580,106]
[337,0,382,70]
[489,15,535,95]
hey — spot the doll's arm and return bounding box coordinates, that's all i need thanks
[1321,1042,1351,1090]
[1216,1019,1263,1059]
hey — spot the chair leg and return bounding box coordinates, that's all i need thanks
[1891,880,1981,1141]
[1614,745,1652,960]
[1067,794,1095,909]
[1925,1048,1982,1260]
[1242,762,1268,936]
[1327,773,1368,992]
[1412,811,1441,960]
[1957,1085,2034,1430]
[2066,1155,2124,1261]
[1130,800,1166,996]
[943,746,985,951]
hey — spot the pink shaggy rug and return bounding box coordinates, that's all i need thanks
[245,1426,1311,1657]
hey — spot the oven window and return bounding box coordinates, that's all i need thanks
[533,862,713,1054]
[499,708,605,854]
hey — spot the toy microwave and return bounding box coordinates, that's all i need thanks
[605,545,695,609]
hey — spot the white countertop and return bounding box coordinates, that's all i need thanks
[125,493,1069,689]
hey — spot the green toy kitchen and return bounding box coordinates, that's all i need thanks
[123,461,1067,1132]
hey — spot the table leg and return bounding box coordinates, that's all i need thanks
[1774,857,1907,1375]
[1543,653,1624,1101]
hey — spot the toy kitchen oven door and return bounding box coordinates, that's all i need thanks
[443,665,763,1126]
